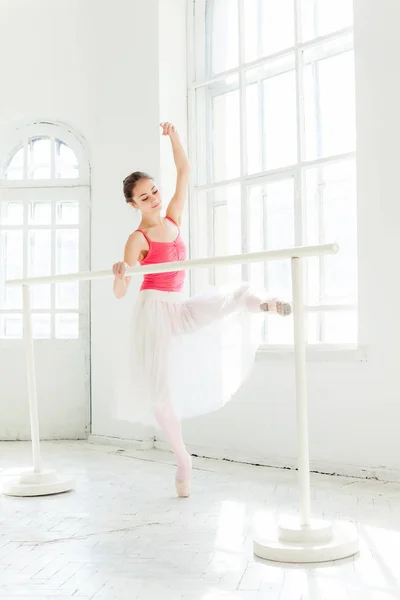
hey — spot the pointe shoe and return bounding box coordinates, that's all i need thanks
[260,298,292,317]
[175,478,191,498]
[176,455,192,498]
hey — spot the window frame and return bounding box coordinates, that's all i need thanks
[0,122,90,188]
[0,122,90,342]
[187,0,358,350]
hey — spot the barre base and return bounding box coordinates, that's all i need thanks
[253,516,359,563]
[2,468,74,497]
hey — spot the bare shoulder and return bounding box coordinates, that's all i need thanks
[127,230,147,247]
[124,231,148,265]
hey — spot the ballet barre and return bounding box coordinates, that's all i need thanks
[3,242,359,564]
[7,243,338,286]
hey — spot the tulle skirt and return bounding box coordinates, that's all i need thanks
[115,284,265,428]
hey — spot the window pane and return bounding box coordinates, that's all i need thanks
[30,289,51,310]
[213,197,242,287]
[5,147,24,180]
[323,310,357,344]
[192,192,210,291]
[0,313,53,340]
[305,159,357,305]
[56,229,79,274]
[243,0,258,63]
[196,76,240,184]
[244,0,295,63]
[56,202,79,225]
[265,180,295,251]
[56,228,80,310]
[266,179,294,299]
[28,230,51,275]
[55,141,79,179]
[247,178,295,346]
[246,57,297,172]
[32,313,51,339]
[307,308,358,345]
[307,312,320,344]
[263,71,297,170]
[0,230,23,309]
[0,314,22,339]
[28,230,51,309]
[213,89,240,181]
[301,0,353,41]
[267,313,294,345]
[0,202,24,225]
[247,186,265,289]
[195,184,241,288]
[56,282,79,310]
[28,137,51,179]
[246,83,262,174]
[304,46,355,160]
[29,203,52,225]
[55,313,79,339]
[195,0,238,79]
[210,0,238,74]
[306,257,320,306]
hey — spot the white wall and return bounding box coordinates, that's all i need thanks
[175,0,400,480]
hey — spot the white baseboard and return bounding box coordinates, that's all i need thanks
[155,440,400,483]
[85,435,400,483]
[88,434,154,451]
[0,434,87,442]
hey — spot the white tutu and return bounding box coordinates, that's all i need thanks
[114,284,265,428]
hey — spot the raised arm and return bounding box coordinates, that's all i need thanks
[112,231,147,299]
[161,122,190,226]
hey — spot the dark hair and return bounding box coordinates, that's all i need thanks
[123,171,152,203]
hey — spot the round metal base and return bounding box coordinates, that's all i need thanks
[2,468,74,497]
[254,517,359,563]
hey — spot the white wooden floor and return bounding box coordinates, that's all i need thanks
[0,441,399,600]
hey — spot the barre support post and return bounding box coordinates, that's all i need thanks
[292,257,311,526]
[253,257,359,563]
[2,286,75,497]
[23,284,42,474]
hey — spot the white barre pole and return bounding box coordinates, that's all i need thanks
[6,243,339,287]
[291,257,311,526]
[23,285,42,474]
[253,254,359,563]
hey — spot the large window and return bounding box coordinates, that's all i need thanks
[0,123,90,340]
[189,0,357,345]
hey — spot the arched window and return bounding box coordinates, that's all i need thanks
[190,0,357,346]
[4,137,79,181]
[0,122,90,340]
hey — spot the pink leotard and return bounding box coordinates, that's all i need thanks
[137,216,187,292]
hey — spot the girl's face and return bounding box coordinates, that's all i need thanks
[131,178,162,215]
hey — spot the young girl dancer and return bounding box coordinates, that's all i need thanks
[113,122,291,498]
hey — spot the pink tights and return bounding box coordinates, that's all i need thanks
[154,400,191,482]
